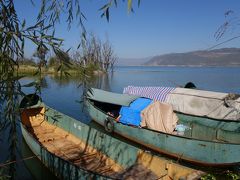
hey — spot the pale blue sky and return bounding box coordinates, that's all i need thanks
[15,0,240,58]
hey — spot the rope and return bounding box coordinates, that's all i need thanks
[223,94,240,120]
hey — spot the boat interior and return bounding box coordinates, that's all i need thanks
[21,107,162,179]
[93,100,122,118]
[90,99,240,144]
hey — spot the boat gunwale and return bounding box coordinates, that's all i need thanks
[87,99,240,145]
[20,108,117,179]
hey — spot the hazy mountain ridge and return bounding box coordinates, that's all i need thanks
[144,48,240,66]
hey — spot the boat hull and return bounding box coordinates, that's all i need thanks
[21,104,205,179]
[86,100,240,167]
[21,122,109,180]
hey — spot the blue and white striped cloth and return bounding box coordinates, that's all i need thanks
[123,86,175,102]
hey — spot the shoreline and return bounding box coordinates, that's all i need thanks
[144,64,240,67]
[16,65,106,76]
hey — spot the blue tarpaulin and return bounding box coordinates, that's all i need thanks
[119,98,152,126]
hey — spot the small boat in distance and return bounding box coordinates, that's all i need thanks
[86,88,240,167]
[20,94,203,179]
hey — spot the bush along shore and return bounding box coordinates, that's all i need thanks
[16,34,116,76]
[16,63,106,76]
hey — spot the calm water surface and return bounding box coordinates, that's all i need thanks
[111,66,240,93]
[1,66,240,179]
[39,66,240,120]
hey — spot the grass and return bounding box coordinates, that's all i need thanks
[16,64,106,76]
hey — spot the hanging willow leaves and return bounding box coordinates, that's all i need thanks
[0,1,84,177]
[0,0,140,177]
[128,0,132,12]
[210,10,240,49]
[99,0,140,21]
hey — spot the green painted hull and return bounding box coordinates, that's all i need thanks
[21,137,58,180]
[21,125,103,179]
[86,99,240,166]
[21,98,205,179]
[21,106,140,179]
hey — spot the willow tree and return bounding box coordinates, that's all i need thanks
[0,0,139,179]
[211,10,240,49]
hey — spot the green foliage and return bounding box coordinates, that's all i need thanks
[226,171,240,180]
[48,56,58,67]
[0,167,11,179]
[0,1,82,178]
[33,46,49,69]
[201,174,216,180]
[0,1,138,178]
[201,171,240,180]
[87,63,100,71]
[99,0,141,21]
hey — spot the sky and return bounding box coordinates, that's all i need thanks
[15,0,240,59]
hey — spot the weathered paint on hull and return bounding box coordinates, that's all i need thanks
[43,106,139,169]
[86,100,240,166]
[177,114,240,144]
[21,137,58,180]
[21,104,205,179]
[21,123,110,180]
[20,106,138,179]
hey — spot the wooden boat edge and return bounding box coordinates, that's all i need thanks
[20,119,113,179]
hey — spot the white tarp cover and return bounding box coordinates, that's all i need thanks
[141,101,178,133]
[166,88,240,121]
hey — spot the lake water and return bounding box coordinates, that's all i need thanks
[30,66,240,120]
[41,66,240,121]
[1,66,240,179]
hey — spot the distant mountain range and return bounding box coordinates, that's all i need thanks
[143,48,240,67]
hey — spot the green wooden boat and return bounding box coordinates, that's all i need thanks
[86,88,240,167]
[20,94,202,180]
